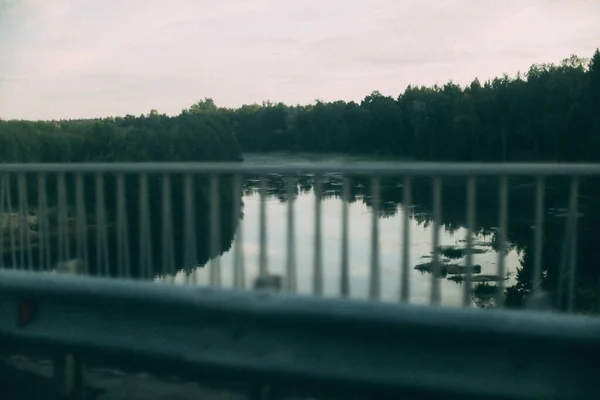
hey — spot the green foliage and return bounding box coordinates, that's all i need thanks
[3,49,597,165]
[0,111,242,163]
[222,49,598,162]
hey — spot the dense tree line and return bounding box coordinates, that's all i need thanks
[0,110,242,163]
[218,49,600,162]
[2,50,597,163]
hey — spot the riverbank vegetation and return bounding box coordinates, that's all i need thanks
[225,49,600,162]
[1,50,598,164]
[0,110,242,163]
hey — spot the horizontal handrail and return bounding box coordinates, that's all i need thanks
[1,269,599,399]
[1,161,600,176]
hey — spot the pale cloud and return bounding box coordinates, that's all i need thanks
[1,0,599,120]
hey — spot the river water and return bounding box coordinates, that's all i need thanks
[164,154,521,308]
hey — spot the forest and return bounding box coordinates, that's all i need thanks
[226,49,600,162]
[0,49,598,164]
[0,109,242,163]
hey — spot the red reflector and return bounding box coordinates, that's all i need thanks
[18,299,37,327]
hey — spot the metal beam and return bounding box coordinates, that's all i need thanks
[1,161,600,176]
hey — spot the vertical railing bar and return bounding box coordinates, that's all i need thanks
[209,174,221,287]
[557,178,577,311]
[17,173,26,270]
[285,174,296,293]
[139,173,146,279]
[313,174,323,296]
[57,173,69,264]
[75,173,83,265]
[232,174,245,289]
[116,173,131,279]
[6,175,17,269]
[23,174,33,271]
[369,176,381,301]
[0,174,5,269]
[147,174,154,280]
[95,173,102,277]
[95,173,109,277]
[532,177,545,293]
[495,176,509,308]
[38,174,50,271]
[161,173,175,279]
[340,175,350,298]
[57,174,64,265]
[139,173,153,280]
[463,177,477,307]
[400,177,412,302]
[557,207,571,311]
[75,173,89,275]
[75,173,84,270]
[567,177,579,313]
[430,177,442,305]
[64,175,70,262]
[116,173,124,278]
[183,174,196,284]
[258,176,268,279]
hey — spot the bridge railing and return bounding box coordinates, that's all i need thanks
[0,162,598,399]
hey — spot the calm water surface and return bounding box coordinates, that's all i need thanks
[162,154,521,308]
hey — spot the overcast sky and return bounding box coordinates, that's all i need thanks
[1,0,599,120]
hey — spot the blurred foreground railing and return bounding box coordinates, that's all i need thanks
[0,162,597,399]
[2,269,600,399]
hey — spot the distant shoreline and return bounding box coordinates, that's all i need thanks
[242,152,412,163]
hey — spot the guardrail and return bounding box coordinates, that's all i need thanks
[2,269,600,399]
[0,161,594,399]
